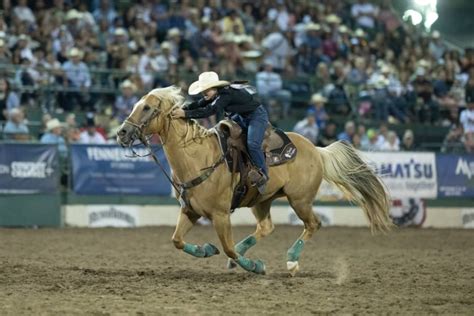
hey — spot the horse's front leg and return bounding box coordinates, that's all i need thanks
[213,212,266,275]
[172,208,220,258]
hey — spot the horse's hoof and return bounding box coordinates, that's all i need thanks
[254,259,266,275]
[287,261,299,277]
[227,258,237,269]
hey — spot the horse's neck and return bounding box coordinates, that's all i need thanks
[161,119,217,182]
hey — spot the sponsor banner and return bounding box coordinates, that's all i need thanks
[71,144,171,195]
[316,152,438,199]
[87,205,139,227]
[436,154,474,197]
[0,143,59,194]
[366,152,437,199]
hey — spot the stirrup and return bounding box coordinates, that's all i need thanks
[248,169,266,186]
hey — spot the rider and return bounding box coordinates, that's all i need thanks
[171,71,269,193]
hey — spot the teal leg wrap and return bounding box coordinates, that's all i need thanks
[235,255,265,274]
[287,239,305,262]
[235,235,257,255]
[183,243,219,258]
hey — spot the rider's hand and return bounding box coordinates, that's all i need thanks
[171,108,185,119]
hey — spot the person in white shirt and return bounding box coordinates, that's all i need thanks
[13,0,36,26]
[293,108,319,145]
[79,118,106,144]
[380,131,400,152]
[460,95,474,135]
[351,0,379,30]
[256,62,292,118]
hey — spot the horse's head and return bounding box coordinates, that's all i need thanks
[117,86,184,146]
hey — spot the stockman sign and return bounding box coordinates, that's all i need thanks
[0,143,59,194]
[71,144,171,195]
[436,154,474,197]
[364,152,438,198]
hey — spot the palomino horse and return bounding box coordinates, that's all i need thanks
[117,86,392,276]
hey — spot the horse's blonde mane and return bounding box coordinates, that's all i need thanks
[148,86,214,141]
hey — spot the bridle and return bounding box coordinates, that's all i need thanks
[122,101,226,212]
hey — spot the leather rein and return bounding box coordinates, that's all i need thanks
[122,103,226,211]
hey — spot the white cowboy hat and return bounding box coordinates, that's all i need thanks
[46,118,64,131]
[311,93,327,104]
[188,72,230,95]
[68,47,83,58]
[120,79,136,91]
[326,14,341,24]
[305,23,321,32]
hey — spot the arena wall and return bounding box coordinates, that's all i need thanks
[64,203,474,229]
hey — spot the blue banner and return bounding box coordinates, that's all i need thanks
[436,154,474,197]
[0,143,59,194]
[71,144,171,195]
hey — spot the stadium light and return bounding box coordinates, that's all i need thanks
[403,9,423,26]
[424,11,439,29]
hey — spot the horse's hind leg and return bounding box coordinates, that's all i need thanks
[213,212,266,275]
[172,208,220,258]
[228,200,274,269]
[286,198,321,276]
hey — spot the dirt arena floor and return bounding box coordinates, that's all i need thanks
[1,226,473,315]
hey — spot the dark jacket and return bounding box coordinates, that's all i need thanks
[184,86,260,119]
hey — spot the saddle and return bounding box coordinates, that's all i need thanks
[214,119,297,210]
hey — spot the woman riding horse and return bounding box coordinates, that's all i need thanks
[171,71,269,193]
[117,86,392,276]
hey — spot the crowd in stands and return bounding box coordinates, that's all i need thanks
[0,0,473,153]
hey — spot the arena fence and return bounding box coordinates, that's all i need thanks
[0,143,472,228]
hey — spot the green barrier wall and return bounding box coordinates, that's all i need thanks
[0,194,61,227]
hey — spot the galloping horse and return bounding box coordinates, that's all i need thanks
[117,86,392,276]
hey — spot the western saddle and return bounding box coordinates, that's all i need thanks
[213,119,297,210]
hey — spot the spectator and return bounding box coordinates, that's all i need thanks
[412,67,440,124]
[293,108,319,145]
[337,120,356,143]
[0,78,20,121]
[357,124,370,149]
[361,128,381,151]
[309,93,329,129]
[40,118,67,157]
[317,121,338,147]
[460,93,474,133]
[351,0,379,32]
[58,48,91,112]
[261,24,293,72]
[400,129,417,151]
[78,117,106,144]
[380,131,400,151]
[352,133,362,149]
[256,62,292,119]
[441,123,466,153]
[3,108,29,141]
[429,31,446,61]
[114,80,138,122]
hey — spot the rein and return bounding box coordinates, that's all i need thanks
[123,104,226,211]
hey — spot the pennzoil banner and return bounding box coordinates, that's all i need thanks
[71,144,171,195]
[0,143,59,194]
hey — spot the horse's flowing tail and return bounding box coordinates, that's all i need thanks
[317,141,393,233]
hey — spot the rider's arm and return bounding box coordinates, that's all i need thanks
[183,97,211,110]
[184,93,231,119]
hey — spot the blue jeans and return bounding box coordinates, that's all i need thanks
[231,105,269,176]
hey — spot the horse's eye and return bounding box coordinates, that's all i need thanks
[143,105,150,111]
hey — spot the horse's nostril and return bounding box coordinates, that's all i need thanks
[118,129,127,136]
